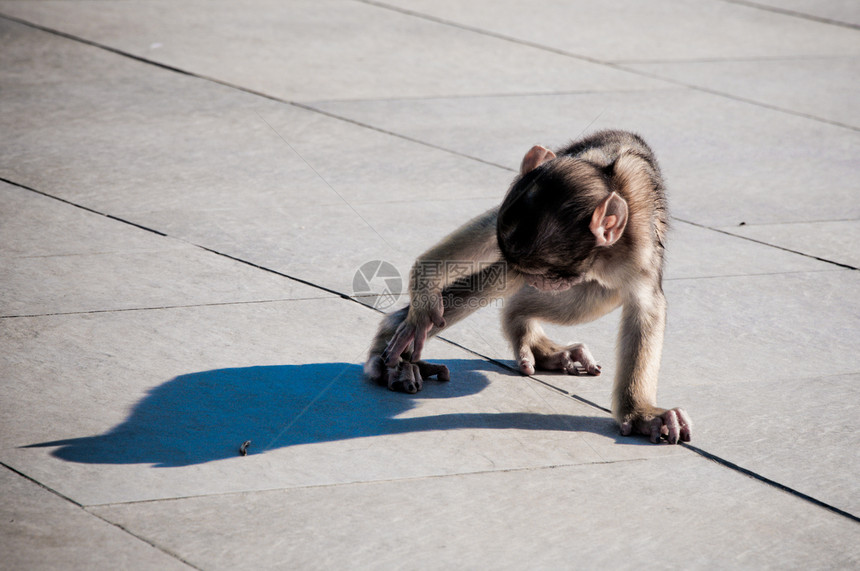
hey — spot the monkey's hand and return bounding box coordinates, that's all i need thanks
[620,407,692,444]
[365,354,450,394]
[382,294,445,367]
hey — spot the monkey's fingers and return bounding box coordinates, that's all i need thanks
[401,362,423,394]
[649,417,667,444]
[411,322,432,363]
[388,362,423,394]
[618,415,664,442]
[566,344,601,376]
[416,360,450,382]
[678,409,693,442]
[422,293,446,330]
[663,407,693,444]
[383,325,415,367]
[620,408,693,444]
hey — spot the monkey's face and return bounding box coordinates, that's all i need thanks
[500,226,596,293]
[519,271,585,293]
[498,157,606,290]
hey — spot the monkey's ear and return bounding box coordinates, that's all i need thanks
[520,145,557,175]
[590,192,629,247]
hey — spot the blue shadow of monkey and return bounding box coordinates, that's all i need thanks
[25,359,619,467]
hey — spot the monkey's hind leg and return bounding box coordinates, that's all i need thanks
[502,283,620,377]
[506,318,602,377]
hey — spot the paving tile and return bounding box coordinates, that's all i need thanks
[659,271,860,387]
[719,219,860,269]
[503,270,860,400]
[436,269,860,396]
[671,373,860,517]
[666,220,835,278]
[377,0,860,61]
[625,56,860,128]
[426,270,860,516]
[749,0,860,27]
[0,0,667,102]
[0,18,515,293]
[0,297,682,506]
[1,0,858,567]
[0,468,190,570]
[4,19,853,293]
[313,89,860,227]
[0,18,514,210]
[0,181,328,317]
[121,194,502,297]
[89,456,860,569]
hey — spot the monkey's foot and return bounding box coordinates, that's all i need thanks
[364,355,450,394]
[518,342,601,377]
[620,407,692,444]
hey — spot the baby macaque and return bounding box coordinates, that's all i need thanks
[365,130,691,444]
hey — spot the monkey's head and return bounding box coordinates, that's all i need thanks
[497,145,629,292]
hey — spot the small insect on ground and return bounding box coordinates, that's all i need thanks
[239,440,252,456]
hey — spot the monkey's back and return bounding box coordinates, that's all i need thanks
[563,129,668,243]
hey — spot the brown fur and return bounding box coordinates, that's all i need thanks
[366,130,689,443]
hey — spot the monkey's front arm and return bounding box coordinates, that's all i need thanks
[381,207,501,368]
[612,287,692,444]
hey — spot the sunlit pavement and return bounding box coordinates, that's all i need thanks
[2,2,859,568]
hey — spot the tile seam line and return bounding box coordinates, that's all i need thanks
[442,339,860,525]
[0,176,167,237]
[0,462,202,570]
[675,218,859,270]
[716,0,860,31]
[611,64,860,132]
[614,54,859,65]
[305,86,687,105]
[0,297,335,320]
[684,445,860,524]
[0,175,358,302]
[4,11,856,156]
[5,14,856,143]
[360,0,859,43]
[1,460,83,507]
[0,12,512,173]
[664,268,846,282]
[716,217,860,227]
[356,0,860,133]
[85,459,652,509]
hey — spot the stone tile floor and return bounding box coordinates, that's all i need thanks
[1,1,858,568]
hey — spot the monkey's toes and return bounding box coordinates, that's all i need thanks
[416,361,450,382]
[619,408,692,444]
[584,363,602,376]
[387,362,423,394]
[519,360,536,376]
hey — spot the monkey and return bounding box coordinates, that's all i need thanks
[364,130,692,444]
